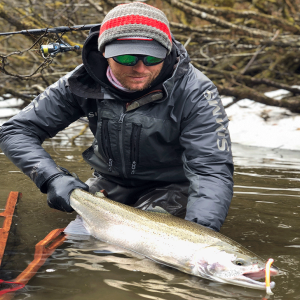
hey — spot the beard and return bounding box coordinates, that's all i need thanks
[119,73,152,91]
[108,60,163,92]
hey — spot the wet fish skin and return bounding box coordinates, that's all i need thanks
[70,189,279,290]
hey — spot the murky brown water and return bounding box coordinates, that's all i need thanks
[0,125,300,300]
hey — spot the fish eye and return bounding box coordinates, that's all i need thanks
[234,259,245,266]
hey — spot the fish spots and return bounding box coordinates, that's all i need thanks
[70,189,274,289]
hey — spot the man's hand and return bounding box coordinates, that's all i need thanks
[46,174,89,212]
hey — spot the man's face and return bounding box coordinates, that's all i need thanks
[104,53,164,91]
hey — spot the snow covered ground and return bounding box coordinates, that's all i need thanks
[0,88,299,154]
[0,98,24,120]
[222,88,300,151]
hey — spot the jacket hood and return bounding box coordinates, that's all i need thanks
[68,25,191,100]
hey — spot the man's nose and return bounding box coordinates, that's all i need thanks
[132,59,147,72]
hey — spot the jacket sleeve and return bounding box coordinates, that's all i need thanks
[179,69,234,232]
[0,74,85,192]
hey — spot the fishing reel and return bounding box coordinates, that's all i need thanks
[40,40,80,58]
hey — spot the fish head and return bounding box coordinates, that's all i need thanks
[191,245,279,290]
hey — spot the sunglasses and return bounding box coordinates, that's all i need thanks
[113,54,165,66]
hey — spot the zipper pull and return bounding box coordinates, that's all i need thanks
[108,158,113,172]
[118,113,125,131]
[131,161,136,174]
[119,113,126,123]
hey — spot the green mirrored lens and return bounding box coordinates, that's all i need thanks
[115,55,137,65]
[145,56,163,65]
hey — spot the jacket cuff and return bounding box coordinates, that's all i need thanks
[28,160,64,193]
[186,217,219,232]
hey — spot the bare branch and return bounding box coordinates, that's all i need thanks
[170,22,230,35]
[85,0,106,14]
[164,0,273,38]
[179,0,300,34]
[241,30,280,75]
[193,63,300,95]
[215,83,300,113]
[0,85,33,103]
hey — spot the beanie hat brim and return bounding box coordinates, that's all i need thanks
[104,39,167,58]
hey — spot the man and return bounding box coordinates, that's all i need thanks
[0,2,233,232]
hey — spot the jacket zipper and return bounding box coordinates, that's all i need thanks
[130,124,142,175]
[118,112,127,178]
[101,119,114,172]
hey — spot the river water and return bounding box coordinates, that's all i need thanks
[0,124,300,300]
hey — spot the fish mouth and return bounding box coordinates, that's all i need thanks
[195,260,279,290]
[243,265,279,280]
[236,265,279,290]
[211,265,279,290]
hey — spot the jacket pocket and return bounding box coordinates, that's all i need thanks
[130,123,142,175]
[101,118,114,172]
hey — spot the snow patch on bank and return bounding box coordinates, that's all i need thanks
[0,97,24,118]
[221,88,300,151]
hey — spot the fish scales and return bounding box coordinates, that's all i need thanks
[71,189,257,255]
[71,189,223,245]
[70,189,207,270]
[69,189,279,290]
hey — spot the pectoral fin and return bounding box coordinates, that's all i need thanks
[64,215,91,236]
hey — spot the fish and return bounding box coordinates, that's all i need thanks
[68,189,279,290]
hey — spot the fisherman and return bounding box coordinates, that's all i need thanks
[0,2,234,232]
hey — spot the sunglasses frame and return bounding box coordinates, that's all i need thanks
[112,54,165,67]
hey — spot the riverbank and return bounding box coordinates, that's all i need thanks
[222,88,300,151]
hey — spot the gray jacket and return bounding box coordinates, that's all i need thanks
[0,27,234,231]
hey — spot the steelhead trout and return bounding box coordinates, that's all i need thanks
[69,189,279,290]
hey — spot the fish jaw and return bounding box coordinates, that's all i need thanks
[236,264,279,289]
[190,249,279,290]
[220,265,278,290]
[243,265,279,280]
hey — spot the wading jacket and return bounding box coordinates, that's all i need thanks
[0,28,234,231]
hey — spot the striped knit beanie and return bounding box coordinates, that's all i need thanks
[98,2,172,54]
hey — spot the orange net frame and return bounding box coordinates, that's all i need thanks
[0,192,21,266]
[0,192,66,300]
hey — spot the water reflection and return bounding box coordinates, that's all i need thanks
[49,236,266,300]
[232,143,300,170]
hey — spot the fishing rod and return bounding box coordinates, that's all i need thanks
[0,24,100,36]
[0,24,100,58]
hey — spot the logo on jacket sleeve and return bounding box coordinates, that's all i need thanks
[204,90,230,152]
